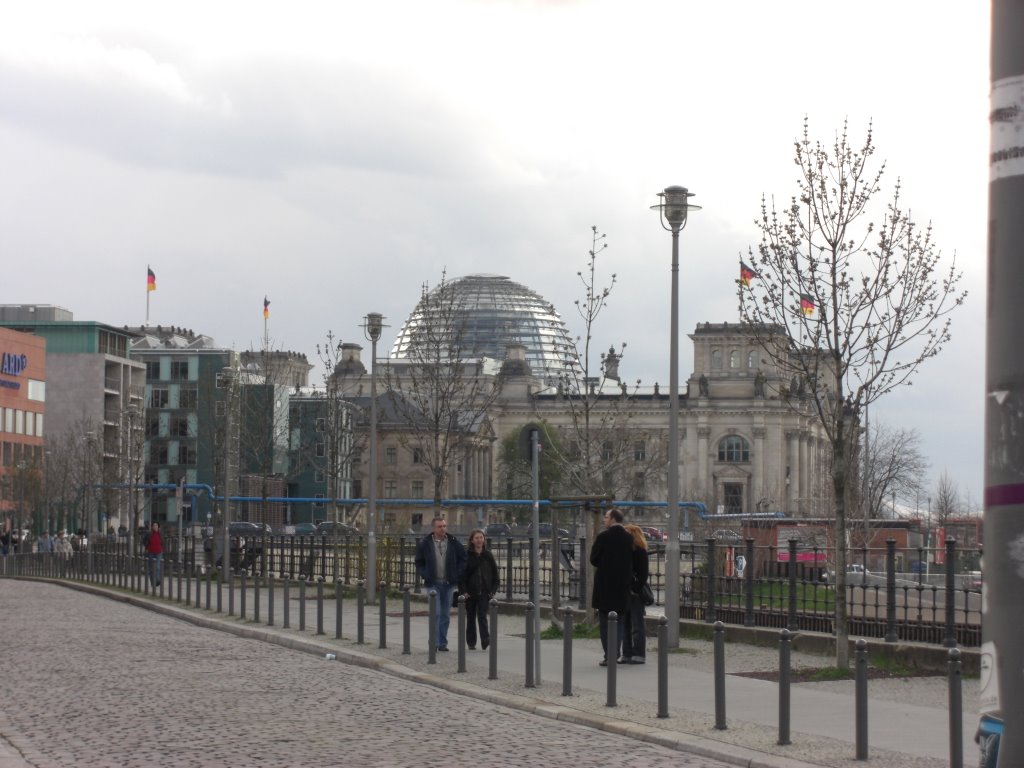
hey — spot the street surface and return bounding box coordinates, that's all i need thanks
[0,581,732,768]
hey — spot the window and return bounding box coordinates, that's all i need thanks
[27,380,44,402]
[384,480,398,498]
[411,480,425,498]
[146,361,161,380]
[385,447,398,466]
[34,413,43,437]
[170,361,189,380]
[15,410,23,435]
[718,435,750,462]
[631,472,646,501]
[170,415,189,437]
[747,350,758,368]
[179,387,198,410]
[145,414,160,438]
[314,469,326,483]
[180,444,197,465]
[150,388,169,408]
[711,349,722,369]
[150,443,169,465]
[315,442,325,458]
[723,483,743,514]
[313,493,325,509]
[315,418,326,432]
[412,448,423,464]
[411,513,423,529]
[568,441,581,460]
[729,350,740,369]
[601,441,613,461]
[633,441,646,462]
[215,402,225,418]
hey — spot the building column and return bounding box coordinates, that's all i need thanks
[697,426,711,501]
[752,426,766,508]
[785,429,801,514]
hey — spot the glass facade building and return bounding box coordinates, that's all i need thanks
[389,274,574,384]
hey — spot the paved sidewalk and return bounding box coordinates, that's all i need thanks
[6,577,980,768]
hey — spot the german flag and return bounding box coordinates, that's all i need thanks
[263,296,270,319]
[147,267,156,292]
[739,261,759,286]
[800,294,816,316]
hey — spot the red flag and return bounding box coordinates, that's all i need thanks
[263,296,270,319]
[147,268,156,292]
[739,262,759,287]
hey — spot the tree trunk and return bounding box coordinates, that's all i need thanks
[832,432,850,669]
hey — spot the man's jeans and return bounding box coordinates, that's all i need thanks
[429,582,456,648]
[147,553,163,587]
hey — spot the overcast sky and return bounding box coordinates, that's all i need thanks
[0,1,990,509]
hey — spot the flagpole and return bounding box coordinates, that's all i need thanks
[146,264,150,326]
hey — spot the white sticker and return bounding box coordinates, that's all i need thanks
[991,75,1024,180]
[979,641,1001,713]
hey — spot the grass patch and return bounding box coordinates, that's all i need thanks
[809,666,855,682]
[540,621,602,640]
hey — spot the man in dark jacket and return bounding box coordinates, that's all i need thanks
[415,517,467,651]
[589,508,633,665]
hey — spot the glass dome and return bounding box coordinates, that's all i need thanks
[390,274,574,383]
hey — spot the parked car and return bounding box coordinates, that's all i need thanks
[526,523,570,539]
[315,521,359,537]
[283,522,317,536]
[967,571,983,590]
[484,523,513,538]
[641,526,668,543]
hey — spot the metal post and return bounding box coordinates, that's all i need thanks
[504,539,513,602]
[205,567,211,610]
[606,611,617,706]
[488,599,498,680]
[657,616,668,718]
[336,580,344,639]
[948,647,964,768]
[457,595,466,672]
[885,539,898,642]
[316,579,324,635]
[744,538,755,627]
[578,536,588,608]
[240,571,246,619]
[379,581,387,649]
[268,573,275,626]
[779,628,792,745]
[364,313,382,605]
[525,602,535,688]
[562,606,573,697]
[714,620,726,729]
[855,638,868,760]
[402,586,410,654]
[787,539,798,630]
[356,581,365,644]
[428,589,437,664]
[944,537,958,648]
[216,570,223,613]
[283,576,291,629]
[253,570,260,623]
[228,566,235,617]
[529,429,541,684]
[706,538,717,624]
[299,579,306,632]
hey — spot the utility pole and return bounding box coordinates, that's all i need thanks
[984,1,1024,760]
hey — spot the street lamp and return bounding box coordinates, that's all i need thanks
[652,185,700,647]
[363,312,384,603]
[219,366,237,580]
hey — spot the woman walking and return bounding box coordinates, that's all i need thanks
[620,524,649,664]
[460,529,500,650]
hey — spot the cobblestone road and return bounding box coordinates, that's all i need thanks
[0,582,733,768]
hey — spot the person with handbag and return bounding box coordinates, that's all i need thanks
[459,529,500,650]
[590,508,633,666]
[620,524,650,664]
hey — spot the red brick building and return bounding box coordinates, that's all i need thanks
[0,327,46,534]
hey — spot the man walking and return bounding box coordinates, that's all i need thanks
[589,508,633,665]
[415,517,467,651]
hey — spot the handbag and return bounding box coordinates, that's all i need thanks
[640,582,655,607]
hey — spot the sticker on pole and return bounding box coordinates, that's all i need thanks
[991,75,1024,180]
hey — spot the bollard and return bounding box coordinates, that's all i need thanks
[855,638,868,760]
[706,538,717,624]
[787,539,798,630]
[268,573,275,626]
[402,586,411,654]
[240,571,247,619]
[525,602,536,688]
[457,595,467,673]
[378,581,388,649]
[657,616,669,718]
[316,579,324,635]
[743,538,755,627]
[254,571,261,623]
[428,590,437,664]
[335,580,344,640]
[205,567,211,610]
[217,570,223,614]
[186,565,192,607]
[606,611,618,706]
[779,628,792,745]
[283,576,291,629]
[299,579,307,631]
[562,607,573,697]
[356,582,365,644]
[943,537,958,648]
[714,620,726,729]
[948,647,963,768]
[885,539,898,642]
[488,599,498,680]
[176,564,182,603]
[228,568,235,617]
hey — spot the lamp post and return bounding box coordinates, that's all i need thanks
[125,405,141,558]
[652,185,700,647]
[219,366,237,580]
[363,312,384,603]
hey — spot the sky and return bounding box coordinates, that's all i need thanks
[0,1,990,509]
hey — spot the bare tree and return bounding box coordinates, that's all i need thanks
[932,470,961,526]
[738,119,967,668]
[383,272,502,510]
[857,422,928,540]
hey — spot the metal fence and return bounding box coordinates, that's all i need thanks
[1,532,981,648]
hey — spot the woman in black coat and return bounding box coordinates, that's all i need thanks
[620,524,649,664]
[459,529,500,650]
